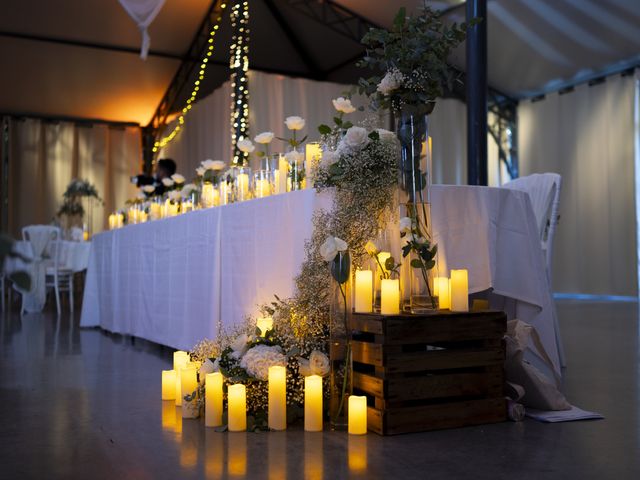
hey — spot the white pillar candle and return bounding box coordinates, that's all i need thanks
[380,279,400,315]
[277,157,288,194]
[205,372,223,427]
[236,173,249,201]
[180,365,199,418]
[149,202,161,220]
[256,316,273,337]
[434,277,451,310]
[348,395,367,435]
[304,375,323,432]
[450,269,469,312]
[228,384,247,432]
[268,366,287,431]
[173,351,189,406]
[354,270,373,313]
[162,370,177,400]
[108,214,115,230]
[255,178,271,198]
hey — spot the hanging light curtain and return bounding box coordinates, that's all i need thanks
[118,0,166,60]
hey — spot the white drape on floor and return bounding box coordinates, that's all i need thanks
[159,70,504,187]
[7,119,140,237]
[518,72,638,296]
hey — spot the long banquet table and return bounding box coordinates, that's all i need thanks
[80,186,561,377]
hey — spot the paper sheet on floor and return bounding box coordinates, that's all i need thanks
[526,405,604,423]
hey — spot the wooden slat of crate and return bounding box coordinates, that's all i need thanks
[351,311,506,345]
[351,341,504,374]
[367,397,507,435]
[353,366,503,405]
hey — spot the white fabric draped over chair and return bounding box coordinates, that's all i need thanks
[20,226,60,313]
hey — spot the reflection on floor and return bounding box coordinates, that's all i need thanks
[0,301,638,479]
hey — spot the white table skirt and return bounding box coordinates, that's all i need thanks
[80,187,560,376]
[80,190,329,351]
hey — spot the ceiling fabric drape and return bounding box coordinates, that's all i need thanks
[118,0,167,60]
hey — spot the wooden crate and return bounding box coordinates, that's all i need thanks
[350,310,507,435]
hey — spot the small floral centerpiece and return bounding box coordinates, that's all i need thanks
[57,178,103,233]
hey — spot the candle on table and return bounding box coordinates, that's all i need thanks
[205,372,223,427]
[256,316,273,337]
[162,370,177,400]
[149,202,161,220]
[348,395,367,435]
[450,269,469,312]
[180,365,198,418]
[201,183,216,208]
[218,182,228,206]
[173,351,189,406]
[305,143,322,188]
[165,199,178,217]
[380,279,400,315]
[228,384,247,432]
[116,214,123,228]
[236,173,249,201]
[255,178,271,198]
[354,270,373,313]
[182,200,193,213]
[277,157,288,194]
[108,214,116,230]
[268,366,287,431]
[304,375,323,432]
[434,276,451,310]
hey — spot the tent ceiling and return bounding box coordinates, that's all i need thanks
[0,0,638,125]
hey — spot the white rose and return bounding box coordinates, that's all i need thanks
[168,190,182,202]
[297,358,313,377]
[320,150,339,168]
[285,116,305,131]
[136,192,146,200]
[341,126,369,151]
[319,236,348,262]
[198,359,216,384]
[182,183,197,196]
[200,159,226,171]
[239,345,286,381]
[237,139,255,153]
[399,217,413,234]
[162,178,174,187]
[376,128,396,142]
[309,350,330,376]
[230,333,249,359]
[142,185,156,194]
[332,97,356,114]
[285,150,304,164]
[171,173,185,184]
[254,132,274,144]
[377,69,404,95]
[196,166,205,177]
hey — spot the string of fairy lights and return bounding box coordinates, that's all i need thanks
[152,1,234,154]
[230,0,250,165]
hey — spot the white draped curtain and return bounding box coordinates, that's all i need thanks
[7,118,140,237]
[159,70,503,186]
[518,72,638,296]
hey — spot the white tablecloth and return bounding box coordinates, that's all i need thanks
[80,190,328,351]
[80,187,560,376]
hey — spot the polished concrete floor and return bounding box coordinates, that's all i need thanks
[0,300,638,479]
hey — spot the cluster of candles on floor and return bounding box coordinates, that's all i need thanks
[354,265,470,314]
[162,349,367,435]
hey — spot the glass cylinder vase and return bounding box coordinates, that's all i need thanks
[232,166,252,202]
[286,150,305,192]
[396,107,437,312]
[329,251,352,430]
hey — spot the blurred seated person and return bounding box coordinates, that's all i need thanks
[131,158,177,195]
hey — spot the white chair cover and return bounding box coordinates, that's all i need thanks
[20,226,60,313]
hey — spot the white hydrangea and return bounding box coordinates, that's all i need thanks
[240,345,287,381]
[377,69,405,95]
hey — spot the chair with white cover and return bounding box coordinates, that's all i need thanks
[503,173,564,365]
[21,225,71,316]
